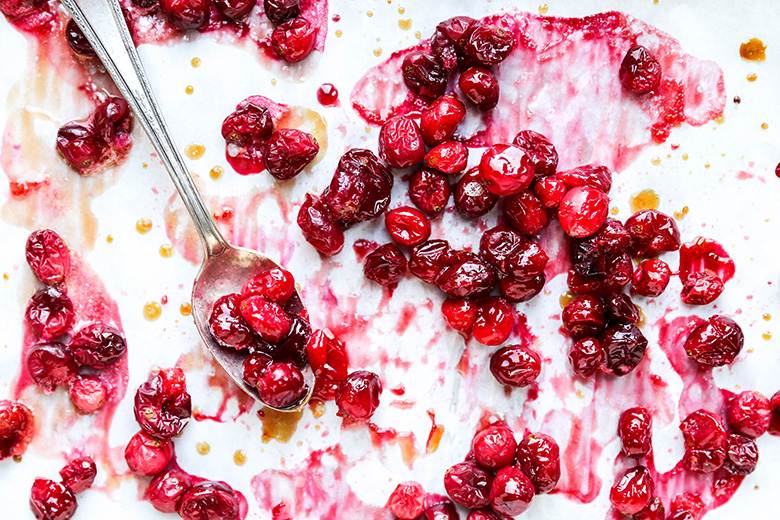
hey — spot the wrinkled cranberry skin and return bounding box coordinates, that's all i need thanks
[513,130,558,177]
[420,96,466,146]
[124,430,174,476]
[29,478,77,520]
[385,207,431,247]
[472,425,517,471]
[499,275,545,303]
[516,433,561,494]
[215,0,256,19]
[379,116,425,169]
[69,377,107,414]
[336,370,382,420]
[619,45,662,95]
[256,362,307,408]
[59,457,97,494]
[455,167,500,219]
[208,294,257,350]
[465,24,514,66]
[443,461,493,509]
[306,330,349,401]
[178,481,240,520]
[431,16,478,70]
[69,323,126,367]
[723,434,758,475]
[472,297,514,347]
[409,240,452,284]
[678,237,735,283]
[490,345,541,387]
[631,259,671,297]
[567,253,632,296]
[479,144,535,196]
[425,141,468,175]
[409,168,451,217]
[273,313,310,367]
[422,494,458,520]
[556,164,612,193]
[241,295,293,344]
[134,367,192,439]
[26,342,78,393]
[65,18,96,57]
[263,129,319,180]
[467,510,510,520]
[56,122,103,173]
[604,292,641,325]
[680,271,724,305]
[562,295,606,338]
[388,481,425,520]
[570,218,632,277]
[489,465,534,516]
[25,287,75,341]
[459,67,499,111]
[568,337,605,377]
[558,186,609,238]
[634,498,665,520]
[271,17,317,63]
[263,0,299,25]
[684,315,743,367]
[618,407,653,458]
[363,243,407,286]
[503,190,547,236]
[0,0,48,20]
[297,194,344,255]
[323,149,393,228]
[479,226,526,274]
[727,391,772,438]
[441,298,477,333]
[222,101,273,146]
[669,493,705,520]
[241,268,295,305]
[609,466,653,515]
[26,229,71,286]
[402,51,447,99]
[160,0,209,30]
[600,324,648,376]
[145,468,194,514]
[0,400,34,460]
[241,352,273,389]
[680,409,728,473]
[437,258,497,299]
[625,209,681,257]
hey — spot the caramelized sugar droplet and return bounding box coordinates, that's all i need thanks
[144,302,162,321]
[136,218,153,234]
[259,407,304,443]
[209,166,224,179]
[740,38,766,62]
[185,143,205,159]
[539,4,549,14]
[185,85,194,95]
[159,244,174,258]
[747,73,758,82]
[763,313,771,321]
[763,331,772,341]
[559,291,576,308]
[106,235,114,243]
[191,57,202,68]
[630,189,660,213]
[196,441,210,455]
[180,303,192,316]
[233,450,247,466]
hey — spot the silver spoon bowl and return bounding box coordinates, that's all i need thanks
[61,0,314,411]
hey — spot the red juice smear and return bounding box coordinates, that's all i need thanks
[678,237,735,283]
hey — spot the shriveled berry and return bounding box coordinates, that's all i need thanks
[604,292,641,325]
[215,0,256,19]
[618,407,653,458]
[420,96,466,146]
[568,337,605,377]
[25,287,74,341]
[465,24,514,66]
[379,116,425,169]
[270,17,317,63]
[437,257,497,299]
[619,45,662,95]
[145,468,193,514]
[532,176,567,209]
[516,433,561,494]
[472,425,517,471]
[499,275,545,303]
[441,299,477,333]
[409,240,452,284]
[567,253,633,296]
[479,226,527,274]
[409,168,451,217]
[600,324,648,376]
[241,267,295,305]
[430,16,478,70]
[0,400,34,460]
[124,430,173,476]
[684,315,743,367]
[263,0,299,25]
[490,345,541,387]
[305,329,349,401]
[256,362,307,408]
[570,219,632,277]
[556,164,612,193]
[727,391,772,438]
[558,186,609,238]
[297,194,344,255]
[634,498,665,520]
[134,367,192,439]
[386,207,431,247]
[208,294,257,350]
[625,210,681,257]
[178,481,240,520]
[323,149,393,228]
[472,297,514,347]
[562,295,606,338]
[26,342,78,393]
[680,271,724,305]
[489,465,534,516]
[680,409,727,473]
[0,0,48,20]
[68,377,107,414]
[56,122,103,174]
[631,259,671,297]
[459,67,499,111]
[722,434,758,475]
[263,129,319,180]
[513,130,558,178]
[240,295,293,344]
[425,141,468,175]
[668,493,705,520]
[222,101,273,146]
[388,481,425,520]
[159,0,209,30]
[59,457,97,494]
[609,466,653,515]
[364,243,407,286]
[503,190,547,236]
[29,478,77,520]
[443,461,493,509]
[26,229,71,286]
[455,167,500,219]
[69,323,126,367]
[335,370,382,420]
[402,51,447,99]
[421,494,458,520]
[241,352,273,389]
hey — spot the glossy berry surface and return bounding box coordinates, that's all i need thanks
[727,391,772,438]
[68,378,108,415]
[208,294,257,350]
[388,481,425,520]
[465,23,515,66]
[178,481,240,520]
[609,466,653,515]
[723,434,758,475]
[472,425,517,471]
[59,456,97,494]
[159,0,210,30]
[489,465,535,516]
[684,315,743,366]
[124,430,174,476]
[600,324,648,376]
[604,292,641,325]
[0,400,34,460]
[501,240,549,283]
[513,130,558,178]
[263,0,299,25]
[402,51,447,100]
[263,129,319,180]
[26,342,78,393]
[568,337,605,377]
[408,168,451,217]
[241,351,273,389]
[270,17,317,63]
[305,330,349,401]
[256,362,307,408]
[385,207,431,247]
[618,406,653,458]
[29,478,77,520]
[425,141,468,175]
[556,164,612,193]
[297,194,344,255]
[25,287,75,341]
[221,100,273,146]
[241,267,295,305]
[335,370,382,420]
[421,494,458,520]
[680,409,728,473]
[562,295,606,338]
[454,167,500,219]
[441,298,477,333]
[631,259,671,297]
[145,468,193,514]
[625,209,681,257]
[443,461,493,509]
[420,96,466,146]
[499,275,545,303]
[516,433,561,494]
[479,144,535,196]
[489,345,541,387]
[215,0,256,19]
[558,186,609,238]
[430,16,478,70]
[472,297,514,347]
[459,67,499,111]
[479,225,526,274]
[240,296,293,344]
[680,271,724,305]
[26,228,71,286]
[634,498,665,520]
[379,115,425,169]
[532,176,567,208]
[409,240,452,284]
[363,243,407,286]
[323,149,393,228]
[69,323,126,367]
[437,257,497,299]
[503,190,547,236]
[134,367,192,439]
[619,45,662,94]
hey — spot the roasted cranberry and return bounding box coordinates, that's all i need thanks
[503,190,547,236]
[437,257,497,299]
[363,243,407,286]
[273,313,310,367]
[459,67,499,111]
[145,468,193,514]
[771,391,780,435]
[464,23,514,66]
[159,0,209,29]
[678,237,735,283]
[722,434,758,475]
[479,226,526,274]
[25,287,74,341]
[472,298,514,347]
[441,299,477,334]
[625,209,681,257]
[263,129,318,180]
[402,51,447,99]
[222,101,273,145]
[91,96,132,146]
[568,337,605,377]
[556,164,612,193]
[684,315,743,367]
[178,481,240,520]
[26,229,71,286]
[208,294,257,349]
[479,144,534,196]
[420,96,466,146]
[255,362,306,408]
[680,271,724,305]
[513,130,558,178]
[29,478,77,520]
[455,167,500,218]
[668,493,704,520]
[134,367,192,439]
[631,259,671,297]
[600,324,648,376]
[409,168,451,217]
[323,149,393,228]
[604,292,641,325]
[68,378,107,414]
[388,481,425,520]
[68,323,126,367]
[305,330,349,401]
[618,407,653,458]
[263,0,299,25]
[467,510,509,520]
[609,466,653,515]
[443,461,493,509]
[532,176,567,209]
[65,18,95,57]
[490,345,541,387]
[425,141,468,175]
[421,494,458,520]
[570,218,632,276]
[409,240,452,284]
[385,207,431,247]
[516,433,560,494]
[336,370,382,420]
[499,275,545,303]
[727,391,772,438]
[472,425,517,471]
[26,342,78,393]
[241,268,295,305]
[567,254,633,297]
[297,194,344,255]
[271,17,317,63]
[241,351,273,388]
[562,295,606,338]
[378,116,425,169]
[240,296,293,344]
[490,465,534,516]
[214,0,256,19]
[0,0,47,20]
[430,16,478,70]
[59,457,96,494]
[124,430,173,476]
[558,186,609,238]
[680,409,728,473]
[634,498,665,520]
[0,400,34,460]
[56,122,104,173]
[619,45,662,95]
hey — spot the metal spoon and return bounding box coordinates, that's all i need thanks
[60,0,314,412]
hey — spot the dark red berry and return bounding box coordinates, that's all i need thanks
[619,45,662,95]
[271,17,317,63]
[464,23,514,66]
[421,494,458,520]
[178,481,240,520]
[56,122,104,174]
[420,96,466,147]
[25,287,75,341]
[443,461,493,509]
[241,267,295,305]
[618,406,653,458]
[437,257,497,299]
[727,391,772,438]
[306,329,349,401]
[625,209,681,257]
[363,243,407,286]
[631,259,671,297]
[208,293,257,350]
[402,51,447,100]
[558,186,609,238]
[499,275,545,303]
[634,498,665,520]
[0,0,48,20]
[409,168,451,217]
[26,229,71,286]
[568,337,605,377]
[441,298,477,333]
[680,271,724,305]
[29,478,77,520]
[385,207,431,247]
[159,0,209,30]
[241,351,273,389]
[516,433,561,494]
[215,0,256,19]
[459,67,499,111]
[480,144,535,196]
[68,378,107,414]
[513,130,558,178]
[26,342,78,393]
[409,240,452,284]
[316,83,339,106]
[145,468,193,514]
[668,493,705,520]
[479,226,527,274]
[722,434,758,475]
[425,141,468,175]
[570,218,632,277]
[489,465,534,516]
[134,367,192,439]
[335,370,382,420]
[430,16,478,70]
[472,297,514,347]
[467,510,510,520]
[567,254,633,296]
[604,292,641,325]
[503,190,547,236]
[256,362,307,408]
[323,149,393,228]
[69,323,126,367]
[680,409,727,473]
[472,425,517,471]
[600,324,648,376]
[222,101,273,146]
[532,176,567,209]
[455,167,500,219]
[556,164,612,193]
[297,194,345,255]
[0,400,34,460]
[263,0,299,25]
[489,345,541,387]
[562,295,606,338]
[379,115,425,169]
[263,129,319,180]
[65,18,95,57]
[678,236,735,283]
[59,456,97,494]
[240,296,293,344]
[388,481,425,520]
[609,466,653,515]
[124,430,174,476]
[684,315,743,367]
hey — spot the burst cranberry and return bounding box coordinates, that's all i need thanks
[241,268,295,305]
[625,209,681,257]
[241,351,273,388]
[513,130,558,178]
[68,323,126,367]
[634,498,665,520]
[556,164,612,193]
[465,23,514,65]
[145,468,193,513]
[479,226,526,274]
[499,275,545,303]
[558,186,609,238]
[567,254,633,296]
[263,129,319,180]
[609,466,653,515]
[437,257,497,299]
[455,167,500,218]
[222,101,273,145]
[426,141,468,175]
[92,96,133,146]
[68,378,107,414]
[56,123,104,173]
[385,207,431,247]
[323,149,393,228]
[388,481,425,520]
[26,342,78,393]
[271,17,317,62]
[409,168,451,217]
[618,407,653,458]
[160,0,209,29]
[363,243,408,286]
[25,287,74,341]
[305,330,349,401]
[472,425,517,471]
[723,434,758,475]
[26,229,71,286]
[420,96,466,146]
[178,481,240,520]
[532,176,567,209]
[631,259,671,297]
[727,391,772,438]
[480,144,535,196]
[240,296,293,343]
[255,362,306,408]
[562,295,606,338]
[489,465,534,516]
[379,116,425,169]
[570,219,632,276]
[680,271,724,305]
[430,16,478,70]
[490,345,541,387]
[275,313,310,367]
[604,292,641,325]
[600,324,648,376]
[668,493,705,520]
[59,457,96,494]
[678,237,735,282]
[680,409,728,473]
[472,297,515,346]
[263,0,299,24]
[443,461,493,509]
[684,315,743,367]
[441,298,477,334]
[402,51,447,99]
[335,370,382,420]
[0,400,34,460]
[516,433,560,494]
[409,240,452,284]
[459,67,499,111]
[134,367,192,439]
[208,294,257,349]
[65,18,95,57]
[297,194,345,255]
[619,45,662,95]
[503,190,547,236]
[124,430,173,476]
[568,337,605,377]
[29,478,77,520]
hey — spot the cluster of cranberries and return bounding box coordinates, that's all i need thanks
[23,229,128,414]
[29,455,98,520]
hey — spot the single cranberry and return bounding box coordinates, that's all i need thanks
[464,23,514,66]
[378,116,425,169]
[430,16,478,70]
[316,83,339,106]
[335,370,382,420]
[26,229,71,287]
[68,378,107,414]
[222,101,273,146]
[479,144,535,196]
[263,129,319,180]
[159,0,209,30]
[516,433,561,494]
[472,425,517,471]
[256,362,306,408]
[124,430,174,476]
[570,219,632,276]
[472,297,515,346]
[631,259,671,297]
[668,493,705,520]
[241,267,295,305]
[625,209,681,257]
[385,207,431,247]
[503,190,547,236]
[532,176,567,209]
[0,400,34,460]
[26,342,78,393]
[490,345,541,387]
[600,324,648,376]
[215,0,255,19]
[270,17,317,63]
[363,243,407,286]
[263,0,299,25]
[25,287,75,341]
[178,481,240,520]
[513,130,558,178]
[618,407,653,458]
[65,18,96,57]
[91,96,133,146]
[421,494,458,520]
[489,465,534,516]
[684,315,743,367]
[68,323,126,367]
[388,481,425,520]
[680,409,728,473]
[240,296,293,344]
[459,67,499,111]
[443,461,493,509]
[425,141,468,175]
[556,164,612,193]
[409,240,452,284]
[437,257,497,299]
[771,391,780,435]
[619,45,662,95]
[441,298,477,333]
[59,457,97,494]
[609,466,653,515]
[56,122,104,174]
[408,168,451,217]
[29,478,77,520]
[305,330,349,401]
[568,337,605,377]
[297,194,344,255]
[727,391,772,438]
[479,226,526,274]
[562,295,606,338]
[722,434,758,475]
[0,0,48,20]
[145,468,193,514]
[420,96,466,146]
[634,498,665,520]
[208,294,257,349]
[558,186,609,238]
[678,237,735,283]
[402,51,447,99]
[499,275,545,303]
[680,271,724,305]
[455,167,500,218]
[604,292,641,325]
[134,367,192,439]
[241,351,273,388]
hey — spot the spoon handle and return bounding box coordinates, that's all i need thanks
[60,0,229,258]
